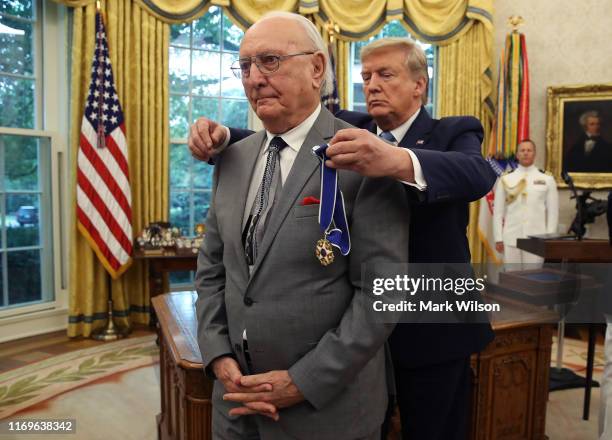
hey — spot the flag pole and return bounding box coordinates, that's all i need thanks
[92,274,131,340]
[86,0,130,340]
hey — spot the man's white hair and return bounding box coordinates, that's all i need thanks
[579,110,600,128]
[259,11,334,96]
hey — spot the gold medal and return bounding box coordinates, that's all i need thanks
[315,238,335,266]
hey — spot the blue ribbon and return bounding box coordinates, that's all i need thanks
[312,144,351,256]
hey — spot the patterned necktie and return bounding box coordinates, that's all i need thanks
[379,130,397,144]
[244,136,288,266]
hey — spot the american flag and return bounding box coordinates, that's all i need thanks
[76,11,133,279]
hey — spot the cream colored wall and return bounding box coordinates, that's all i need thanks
[493,0,612,238]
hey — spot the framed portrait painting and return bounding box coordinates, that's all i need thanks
[546,83,612,189]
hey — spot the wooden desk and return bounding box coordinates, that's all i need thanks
[134,249,197,298]
[517,238,612,262]
[470,297,555,440]
[153,291,555,440]
[517,237,612,420]
[153,292,211,440]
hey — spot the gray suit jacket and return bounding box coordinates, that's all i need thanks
[195,108,410,439]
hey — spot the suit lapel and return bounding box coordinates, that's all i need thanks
[229,131,266,280]
[247,108,336,281]
[366,120,377,134]
[399,107,435,149]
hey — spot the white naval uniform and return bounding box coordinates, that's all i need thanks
[493,164,559,266]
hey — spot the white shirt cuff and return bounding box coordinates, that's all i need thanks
[215,126,231,153]
[399,149,427,191]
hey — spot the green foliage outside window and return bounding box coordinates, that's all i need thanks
[0,1,49,308]
[168,7,247,285]
[0,4,36,129]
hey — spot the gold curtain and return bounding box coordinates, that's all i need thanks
[63,0,169,337]
[335,39,351,109]
[436,20,494,263]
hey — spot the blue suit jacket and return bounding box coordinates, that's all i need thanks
[335,108,496,263]
[229,107,496,366]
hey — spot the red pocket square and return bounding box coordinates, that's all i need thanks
[301,196,320,206]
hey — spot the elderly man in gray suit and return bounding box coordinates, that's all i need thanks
[195,11,410,440]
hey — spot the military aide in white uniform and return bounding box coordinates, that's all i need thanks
[493,139,559,265]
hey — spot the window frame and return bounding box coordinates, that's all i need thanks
[0,127,65,318]
[0,0,69,341]
[168,7,250,237]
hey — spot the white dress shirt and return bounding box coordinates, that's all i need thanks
[376,108,427,191]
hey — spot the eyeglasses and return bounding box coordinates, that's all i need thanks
[231,52,315,79]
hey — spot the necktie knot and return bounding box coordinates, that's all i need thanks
[269,136,288,153]
[379,131,397,144]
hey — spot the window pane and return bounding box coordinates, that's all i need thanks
[220,53,244,98]
[169,9,249,289]
[193,159,213,189]
[169,94,189,139]
[222,14,242,52]
[0,75,35,128]
[192,96,218,123]
[192,6,220,50]
[220,99,248,128]
[169,143,190,189]
[170,22,191,48]
[169,190,190,233]
[6,194,40,247]
[0,17,34,75]
[169,47,190,94]
[8,249,41,305]
[382,21,408,38]
[0,1,34,18]
[193,191,211,225]
[3,135,39,191]
[192,50,221,96]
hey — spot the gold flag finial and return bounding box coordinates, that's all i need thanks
[508,15,524,32]
[324,20,340,44]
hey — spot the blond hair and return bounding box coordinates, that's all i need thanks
[360,38,429,105]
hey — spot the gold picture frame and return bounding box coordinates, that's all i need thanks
[546,83,612,189]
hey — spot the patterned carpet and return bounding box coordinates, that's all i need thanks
[0,334,158,420]
[551,336,605,374]
[0,334,603,439]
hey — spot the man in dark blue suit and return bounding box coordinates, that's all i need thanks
[189,37,496,440]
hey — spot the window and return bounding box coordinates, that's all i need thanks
[169,6,248,239]
[0,0,40,129]
[350,21,436,116]
[0,1,64,314]
[168,7,247,285]
[0,132,55,310]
